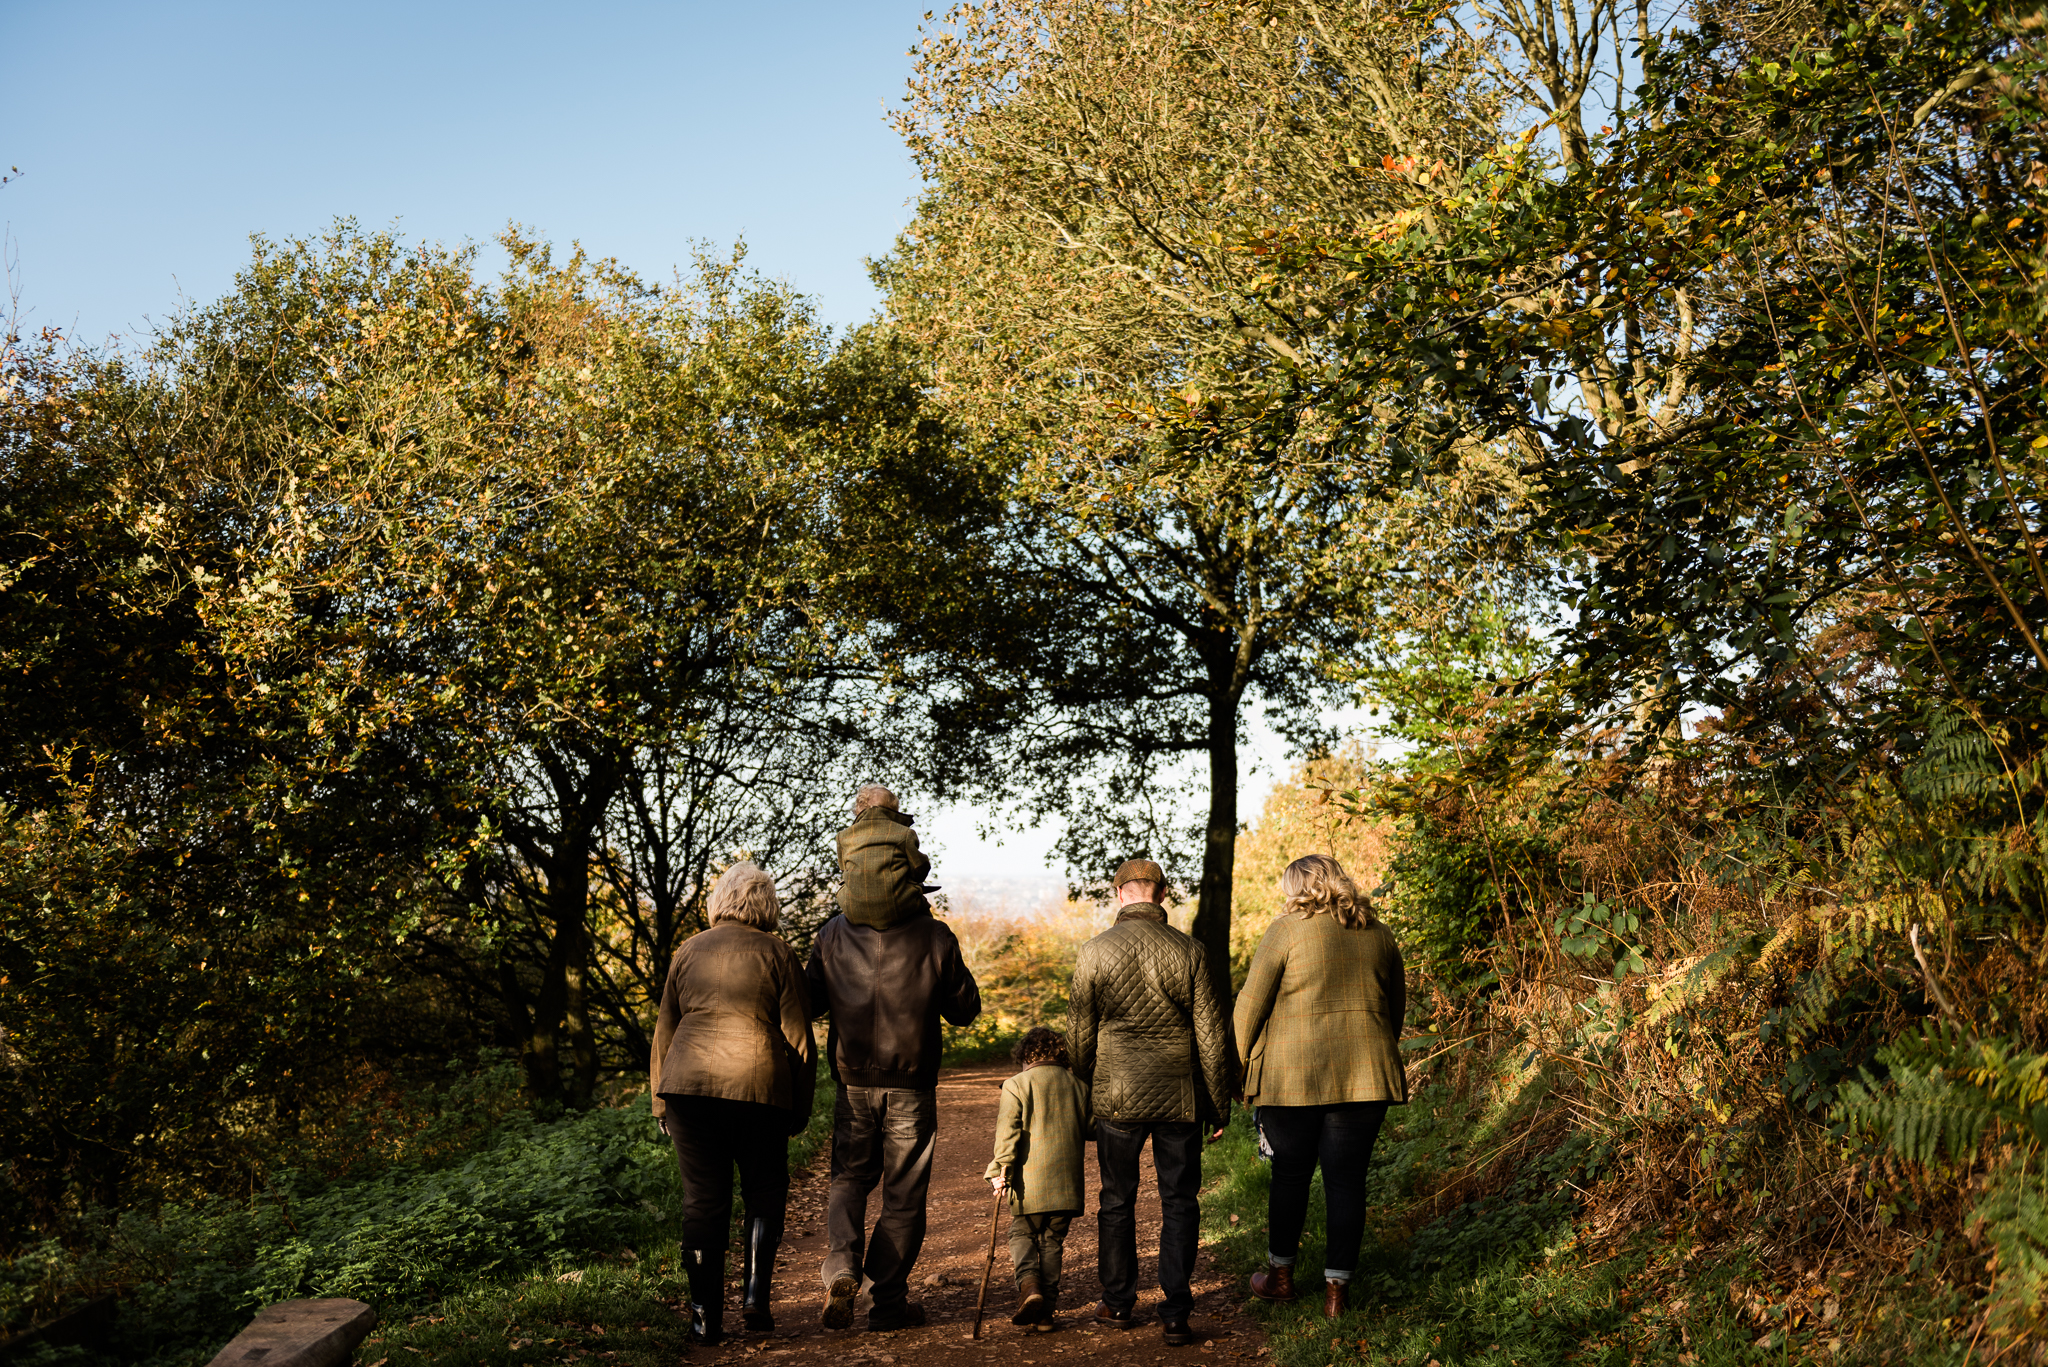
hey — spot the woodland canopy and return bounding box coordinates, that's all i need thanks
[7,0,2048,1353]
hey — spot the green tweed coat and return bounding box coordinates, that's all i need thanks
[983,1064,1092,1215]
[1234,912,1408,1107]
[835,808,932,929]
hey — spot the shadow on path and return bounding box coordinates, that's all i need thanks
[695,1064,1265,1367]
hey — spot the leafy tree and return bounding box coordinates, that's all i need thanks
[882,0,1508,1000]
[1300,0,2048,813]
[0,224,879,1219]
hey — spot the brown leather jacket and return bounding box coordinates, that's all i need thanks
[650,921,817,1132]
[806,911,981,1090]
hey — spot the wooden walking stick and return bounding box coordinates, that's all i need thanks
[970,1183,1005,1340]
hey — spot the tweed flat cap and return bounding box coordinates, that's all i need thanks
[1112,858,1167,889]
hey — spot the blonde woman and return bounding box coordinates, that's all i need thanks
[651,862,817,1345]
[1232,854,1407,1319]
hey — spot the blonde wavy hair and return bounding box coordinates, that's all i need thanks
[1280,853,1373,929]
[708,861,781,931]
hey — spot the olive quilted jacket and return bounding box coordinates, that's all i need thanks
[1067,904,1234,1126]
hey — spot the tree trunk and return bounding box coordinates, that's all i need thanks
[525,868,573,1106]
[1189,689,1239,1010]
[554,848,599,1109]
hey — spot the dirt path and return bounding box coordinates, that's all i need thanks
[703,1064,1264,1367]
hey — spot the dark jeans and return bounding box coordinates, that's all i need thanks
[1259,1101,1389,1278]
[1096,1119,1202,1319]
[823,1084,937,1309]
[663,1095,791,1255]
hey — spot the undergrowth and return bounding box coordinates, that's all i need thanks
[2,1065,834,1367]
[1201,1090,1980,1365]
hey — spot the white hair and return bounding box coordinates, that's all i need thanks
[708,861,780,930]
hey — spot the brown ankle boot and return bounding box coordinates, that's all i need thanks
[1324,1279,1348,1317]
[1012,1276,1046,1326]
[1249,1263,1297,1302]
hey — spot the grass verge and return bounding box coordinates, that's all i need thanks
[1197,1088,1980,1366]
[6,1064,836,1367]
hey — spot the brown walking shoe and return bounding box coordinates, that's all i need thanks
[1012,1276,1046,1326]
[1094,1301,1137,1327]
[1324,1279,1349,1317]
[820,1274,858,1330]
[1249,1263,1297,1302]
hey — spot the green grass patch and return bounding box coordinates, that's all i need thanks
[1197,1089,1980,1366]
[7,1063,836,1367]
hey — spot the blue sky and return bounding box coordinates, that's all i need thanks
[6,2,925,344]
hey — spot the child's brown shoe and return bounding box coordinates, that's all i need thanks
[1012,1276,1046,1325]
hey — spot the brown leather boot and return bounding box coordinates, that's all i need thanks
[1031,1288,1058,1332]
[1324,1279,1348,1317]
[1012,1276,1046,1326]
[1249,1263,1297,1302]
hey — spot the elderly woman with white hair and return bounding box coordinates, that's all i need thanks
[1233,853,1407,1321]
[651,861,817,1346]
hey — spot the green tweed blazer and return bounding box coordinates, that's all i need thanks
[1234,912,1408,1107]
[835,808,932,929]
[982,1064,1092,1215]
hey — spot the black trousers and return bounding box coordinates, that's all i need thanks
[1096,1118,1203,1319]
[823,1084,938,1309]
[1259,1101,1389,1277]
[663,1095,791,1256]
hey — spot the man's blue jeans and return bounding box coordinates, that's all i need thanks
[822,1084,937,1310]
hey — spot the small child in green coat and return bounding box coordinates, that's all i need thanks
[834,784,939,928]
[985,1027,1091,1330]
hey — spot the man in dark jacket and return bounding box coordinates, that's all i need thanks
[1068,858,1232,1346]
[807,792,982,1333]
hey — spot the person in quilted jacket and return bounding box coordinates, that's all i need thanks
[1067,858,1233,1346]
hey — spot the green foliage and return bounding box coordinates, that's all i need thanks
[0,223,879,1223]
[345,1263,693,1367]
[1554,895,1648,982]
[0,1095,682,1364]
[246,1104,672,1307]
[1971,1166,2048,1335]
[1196,1091,1973,1365]
[1840,1025,2048,1165]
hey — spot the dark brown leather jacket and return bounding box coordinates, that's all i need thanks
[1068,903,1234,1126]
[806,911,981,1090]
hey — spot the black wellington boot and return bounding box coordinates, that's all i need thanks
[683,1247,726,1346]
[741,1215,781,1332]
